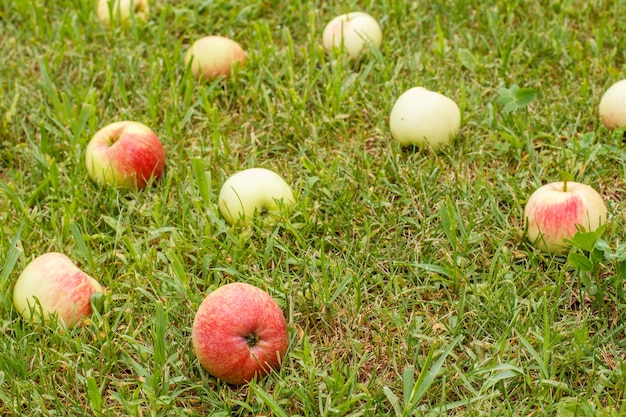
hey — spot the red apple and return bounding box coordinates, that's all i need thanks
[192,282,289,385]
[85,121,165,189]
[13,252,104,327]
[524,181,608,253]
[184,36,246,80]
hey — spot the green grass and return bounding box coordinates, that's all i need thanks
[1,0,625,415]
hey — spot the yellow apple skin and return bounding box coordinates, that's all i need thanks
[13,252,103,327]
[218,168,295,227]
[524,181,608,253]
[184,36,246,80]
[322,11,382,60]
[599,79,626,129]
[389,87,461,150]
[97,0,150,27]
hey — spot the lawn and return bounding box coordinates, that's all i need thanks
[1,0,625,415]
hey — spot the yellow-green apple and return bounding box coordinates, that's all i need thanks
[85,121,165,189]
[192,282,289,385]
[13,252,104,327]
[97,0,149,27]
[389,86,461,150]
[524,181,608,253]
[218,167,295,226]
[599,79,626,129]
[322,11,382,60]
[184,36,246,80]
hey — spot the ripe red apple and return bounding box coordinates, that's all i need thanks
[192,282,289,385]
[13,252,104,327]
[85,121,165,189]
[184,36,246,80]
[524,181,608,253]
[599,79,626,129]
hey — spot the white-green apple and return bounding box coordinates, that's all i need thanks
[85,121,165,189]
[13,252,104,327]
[218,167,295,226]
[524,181,608,253]
[389,86,461,150]
[97,0,149,27]
[322,11,382,60]
[184,36,246,80]
[192,282,289,385]
[599,79,626,129]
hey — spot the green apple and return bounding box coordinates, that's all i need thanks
[322,11,382,60]
[184,36,246,80]
[389,87,461,150]
[218,168,295,226]
[97,0,149,27]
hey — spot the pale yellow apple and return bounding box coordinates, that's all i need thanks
[97,0,149,28]
[184,36,246,80]
[218,168,295,226]
[322,11,382,59]
[599,79,626,130]
[389,87,461,150]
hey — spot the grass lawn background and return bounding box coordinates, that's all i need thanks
[0,0,625,415]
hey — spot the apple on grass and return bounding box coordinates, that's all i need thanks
[85,121,165,189]
[389,87,461,150]
[192,282,289,385]
[13,252,104,328]
[97,0,149,27]
[524,181,608,254]
[218,167,295,227]
[184,36,246,80]
[322,11,382,60]
[599,79,626,130]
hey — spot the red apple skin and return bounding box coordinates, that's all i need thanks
[13,252,103,327]
[192,282,289,385]
[85,121,165,189]
[524,181,608,253]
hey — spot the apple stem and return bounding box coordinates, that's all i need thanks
[563,179,568,192]
[246,333,259,348]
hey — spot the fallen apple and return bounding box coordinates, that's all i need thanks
[192,282,289,385]
[184,36,246,80]
[85,121,165,189]
[13,252,104,327]
[524,181,608,253]
[322,11,382,60]
[389,86,461,150]
[218,167,295,226]
[97,0,149,27]
[599,79,626,130]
